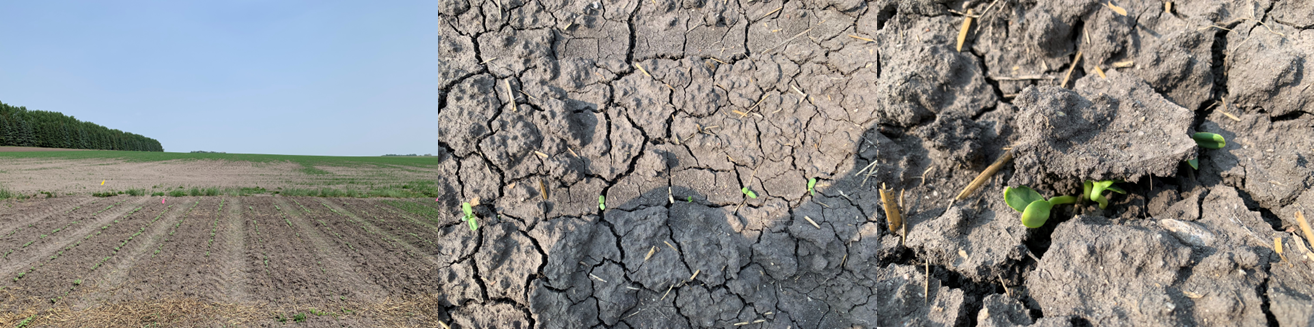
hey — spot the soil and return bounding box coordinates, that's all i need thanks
[0,196,486,327]
[0,157,439,197]
[432,0,1309,327]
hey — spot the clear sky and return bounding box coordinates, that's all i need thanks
[0,1,437,156]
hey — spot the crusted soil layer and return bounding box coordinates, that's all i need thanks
[428,0,1303,327]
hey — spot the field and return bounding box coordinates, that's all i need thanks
[0,195,472,327]
[0,150,442,199]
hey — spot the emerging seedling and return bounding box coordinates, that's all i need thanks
[741,186,758,199]
[807,178,817,196]
[1187,132,1226,169]
[1082,180,1126,209]
[1004,186,1077,228]
[598,195,606,211]
[461,202,479,231]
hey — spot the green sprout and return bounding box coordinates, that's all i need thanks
[1187,132,1225,170]
[1082,180,1126,209]
[1004,186,1077,228]
[741,186,758,199]
[599,195,606,211]
[461,202,478,231]
[687,196,692,203]
[1192,132,1226,149]
[807,178,817,196]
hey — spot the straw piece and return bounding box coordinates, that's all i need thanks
[880,184,902,233]
[1106,2,1127,16]
[1297,210,1314,250]
[1061,50,1084,89]
[956,150,1014,200]
[804,216,821,229]
[957,9,973,52]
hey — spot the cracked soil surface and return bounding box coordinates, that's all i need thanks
[433,0,1314,327]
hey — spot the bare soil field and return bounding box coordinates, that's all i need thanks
[0,156,440,198]
[0,196,474,327]
[431,0,1309,327]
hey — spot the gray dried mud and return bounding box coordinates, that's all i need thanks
[437,0,1311,327]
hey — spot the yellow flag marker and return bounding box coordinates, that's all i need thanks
[101,180,105,185]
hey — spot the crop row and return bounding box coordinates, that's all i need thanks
[291,199,355,252]
[10,205,142,285]
[320,201,406,251]
[248,205,271,275]
[204,198,225,257]
[153,200,200,257]
[3,201,127,260]
[1,200,95,240]
[90,204,173,271]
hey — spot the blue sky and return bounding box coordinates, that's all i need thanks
[0,1,437,156]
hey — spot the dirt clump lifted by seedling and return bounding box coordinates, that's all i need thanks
[1009,71,1197,190]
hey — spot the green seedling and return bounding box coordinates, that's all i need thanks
[1004,186,1077,228]
[1082,180,1127,209]
[687,196,692,203]
[599,195,606,211]
[1192,132,1226,149]
[807,178,817,196]
[461,202,479,231]
[741,186,758,199]
[16,314,34,328]
[294,313,307,323]
[1187,132,1225,170]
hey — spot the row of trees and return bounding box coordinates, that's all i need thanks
[0,101,163,152]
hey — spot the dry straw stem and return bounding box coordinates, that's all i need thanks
[1093,65,1107,79]
[1061,50,1084,89]
[538,179,548,201]
[645,246,656,262]
[848,34,874,42]
[880,183,902,233]
[1112,60,1134,68]
[1165,2,1173,13]
[1106,1,1128,16]
[957,9,973,52]
[1276,236,1291,265]
[634,62,652,78]
[504,80,517,112]
[1297,210,1314,250]
[956,149,1015,200]
[804,215,821,229]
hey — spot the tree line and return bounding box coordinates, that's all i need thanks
[0,100,163,152]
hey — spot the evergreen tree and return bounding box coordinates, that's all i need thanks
[0,115,10,146]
